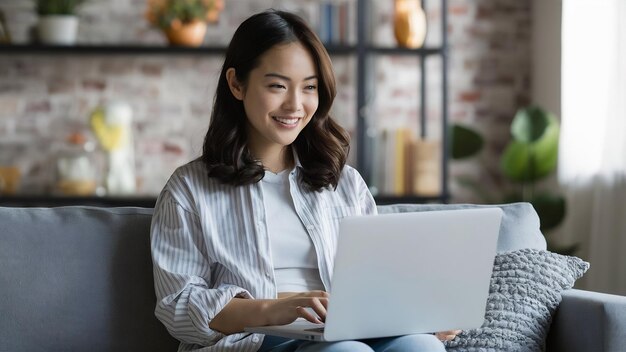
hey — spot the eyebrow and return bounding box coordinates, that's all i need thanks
[264,73,317,81]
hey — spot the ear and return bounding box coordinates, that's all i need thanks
[226,68,245,101]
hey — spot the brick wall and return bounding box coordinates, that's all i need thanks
[0,0,531,200]
[447,0,532,202]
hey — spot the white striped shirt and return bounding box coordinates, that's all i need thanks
[150,158,377,351]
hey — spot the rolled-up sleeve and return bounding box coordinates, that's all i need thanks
[150,191,252,346]
[355,169,378,216]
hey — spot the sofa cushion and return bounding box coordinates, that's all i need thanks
[0,206,179,352]
[377,202,547,253]
[444,248,589,351]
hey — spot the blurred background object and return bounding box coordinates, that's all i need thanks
[0,10,12,43]
[90,101,136,195]
[54,131,101,196]
[34,0,87,45]
[393,0,426,48]
[145,0,224,46]
[0,166,21,195]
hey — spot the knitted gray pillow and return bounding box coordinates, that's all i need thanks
[444,248,590,352]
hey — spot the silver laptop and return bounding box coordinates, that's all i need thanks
[245,207,503,342]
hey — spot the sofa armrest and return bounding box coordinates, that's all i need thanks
[547,289,626,352]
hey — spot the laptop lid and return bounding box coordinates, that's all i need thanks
[322,207,502,341]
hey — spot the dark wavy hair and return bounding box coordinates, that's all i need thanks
[201,9,350,191]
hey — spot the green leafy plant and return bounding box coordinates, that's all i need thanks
[499,107,565,231]
[34,0,87,15]
[451,106,576,254]
[451,124,484,160]
[145,0,224,30]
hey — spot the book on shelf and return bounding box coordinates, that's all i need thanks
[371,128,441,197]
[393,128,408,195]
[412,138,441,196]
[318,0,356,46]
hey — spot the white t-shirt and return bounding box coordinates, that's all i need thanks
[261,169,325,292]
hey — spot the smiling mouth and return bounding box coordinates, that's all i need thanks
[272,116,300,126]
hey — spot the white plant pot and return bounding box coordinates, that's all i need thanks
[38,15,78,45]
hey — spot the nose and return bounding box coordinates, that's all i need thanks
[282,89,302,112]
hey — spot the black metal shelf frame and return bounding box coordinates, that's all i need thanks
[1,0,449,205]
[0,194,438,207]
[0,43,360,55]
[355,0,449,203]
[0,44,444,56]
[0,195,157,208]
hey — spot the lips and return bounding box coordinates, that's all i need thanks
[272,116,301,126]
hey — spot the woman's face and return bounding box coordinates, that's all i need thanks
[228,41,319,157]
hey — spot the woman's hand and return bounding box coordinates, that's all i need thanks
[435,330,462,341]
[209,291,329,335]
[265,291,329,325]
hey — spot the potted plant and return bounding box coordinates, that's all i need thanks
[145,0,224,47]
[35,0,86,45]
[499,106,564,225]
[451,106,575,254]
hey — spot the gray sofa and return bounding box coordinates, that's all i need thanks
[1,204,625,352]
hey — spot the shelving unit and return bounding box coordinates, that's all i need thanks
[0,43,357,56]
[0,0,448,207]
[355,0,449,204]
[0,195,157,208]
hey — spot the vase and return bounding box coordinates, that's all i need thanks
[90,102,136,195]
[393,0,427,49]
[164,20,207,47]
[37,15,79,45]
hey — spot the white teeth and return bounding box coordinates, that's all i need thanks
[273,116,299,125]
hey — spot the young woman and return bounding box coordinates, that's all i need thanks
[151,9,458,352]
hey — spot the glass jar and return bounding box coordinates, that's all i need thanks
[54,132,100,196]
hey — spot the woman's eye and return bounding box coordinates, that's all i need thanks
[305,85,317,90]
[269,84,286,89]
